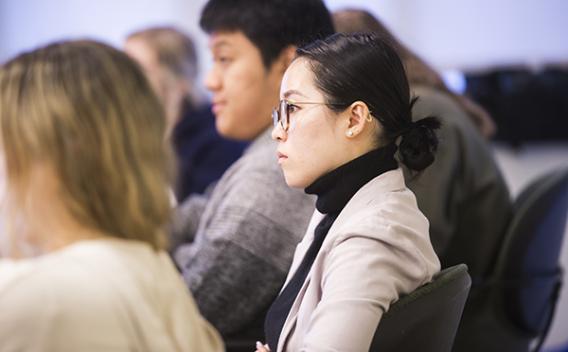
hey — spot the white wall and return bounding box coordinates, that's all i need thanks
[2,0,568,71]
[0,0,197,62]
[0,0,214,87]
[326,0,568,71]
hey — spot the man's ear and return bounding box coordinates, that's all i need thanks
[344,101,372,138]
[274,45,297,73]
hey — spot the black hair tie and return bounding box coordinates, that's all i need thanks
[398,116,442,172]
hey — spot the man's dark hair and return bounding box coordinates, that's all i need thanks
[200,0,334,69]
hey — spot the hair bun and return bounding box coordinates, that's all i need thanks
[399,116,441,172]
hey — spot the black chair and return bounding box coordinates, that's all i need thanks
[226,265,471,352]
[224,316,265,352]
[369,264,471,352]
[453,167,568,352]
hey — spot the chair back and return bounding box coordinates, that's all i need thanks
[369,264,471,352]
[453,167,568,352]
[493,167,568,350]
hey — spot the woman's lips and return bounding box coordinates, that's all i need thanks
[277,151,288,163]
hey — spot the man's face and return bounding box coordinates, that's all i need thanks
[205,31,283,141]
[124,38,182,135]
[124,38,167,102]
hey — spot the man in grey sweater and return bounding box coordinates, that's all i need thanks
[171,0,335,337]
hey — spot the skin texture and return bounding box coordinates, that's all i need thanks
[271,58,380,189]
[204,31,290,141]
[256,341,270,352]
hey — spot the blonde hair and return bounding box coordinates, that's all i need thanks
[0,40,173,250]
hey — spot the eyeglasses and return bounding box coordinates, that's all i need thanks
[272,99,346,132]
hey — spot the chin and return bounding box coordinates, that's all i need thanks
[215,115,254,141]
[283,172,311,189]
[215,116,236,138]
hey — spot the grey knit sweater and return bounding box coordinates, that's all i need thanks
[171,128,315,335]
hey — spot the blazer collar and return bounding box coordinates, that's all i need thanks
[331,168,406,233]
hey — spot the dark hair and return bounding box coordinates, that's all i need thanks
[297,33,441,172]
[200,0,334,69]
[333,8,496,138]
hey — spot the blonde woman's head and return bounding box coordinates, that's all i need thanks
[0,40,173,255]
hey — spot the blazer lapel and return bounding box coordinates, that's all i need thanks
[277,275,312,352]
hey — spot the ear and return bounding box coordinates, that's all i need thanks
[272,45,297,74]
[344,101,373,138]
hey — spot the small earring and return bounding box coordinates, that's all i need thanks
[366,114,373,122]
[346,130,354,137]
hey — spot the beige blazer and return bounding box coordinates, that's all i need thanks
[276,168,440,352]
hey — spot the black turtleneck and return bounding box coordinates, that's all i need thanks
[264,143,398,350]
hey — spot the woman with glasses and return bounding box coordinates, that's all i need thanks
[0,40,223,351]
[259,33,441,352]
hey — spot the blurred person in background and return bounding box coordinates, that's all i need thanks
[0,40,223,352]
[170,0,333,340]
[125,26,247,202]
[333,9,497,138]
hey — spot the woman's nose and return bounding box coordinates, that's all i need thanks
[271,122,286,141]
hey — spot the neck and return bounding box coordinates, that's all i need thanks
[42,222,105,253]
[5,204,105,259]
[305,143,398,214]
[249,120,274,141]
[1,165,106,258]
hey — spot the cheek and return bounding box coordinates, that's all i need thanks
[226,63,264,106]
[144,68,168,102]
[223,64,268,119]
[221,64,278,140]
[285,120,339,187]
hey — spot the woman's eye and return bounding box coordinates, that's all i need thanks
[287,104,300,114]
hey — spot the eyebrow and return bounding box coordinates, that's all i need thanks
[211,41,231,50]
[283,90,307,99]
